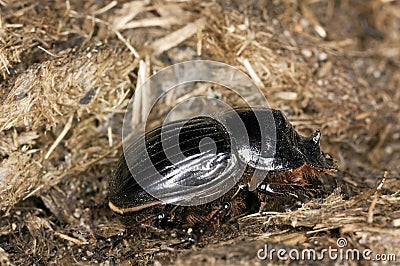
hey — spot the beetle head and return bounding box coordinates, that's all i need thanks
[298,129,337,170]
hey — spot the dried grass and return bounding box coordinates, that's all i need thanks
[0,0,399,264]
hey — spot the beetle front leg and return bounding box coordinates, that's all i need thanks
[256,182,323,200]
[255,182,322,212]
[257,183,307,198]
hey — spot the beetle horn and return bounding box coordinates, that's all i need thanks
[311,129,321,145]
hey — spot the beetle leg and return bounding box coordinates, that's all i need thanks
[170,202,232,248]
[104,228,130,247]
[201,202,231,234]
[199,184,249,235]
[255,182,325,212]
[102,220,167,247]
[200,184,249,234]
[89,211,172,250]
[256,182,316,199]
[195,185,248,238]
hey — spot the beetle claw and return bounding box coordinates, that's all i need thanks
[169,232,198,248]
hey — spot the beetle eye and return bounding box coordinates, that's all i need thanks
[312,130,321,145]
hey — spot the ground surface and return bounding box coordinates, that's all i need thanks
[0,0,399,265]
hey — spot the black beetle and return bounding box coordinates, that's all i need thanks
[107,107,336,243]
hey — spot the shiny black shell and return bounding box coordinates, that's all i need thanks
[108,107,335,214]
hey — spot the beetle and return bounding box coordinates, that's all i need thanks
[106,107,336,244]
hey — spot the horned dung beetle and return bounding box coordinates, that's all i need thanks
[107,107,336,245]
